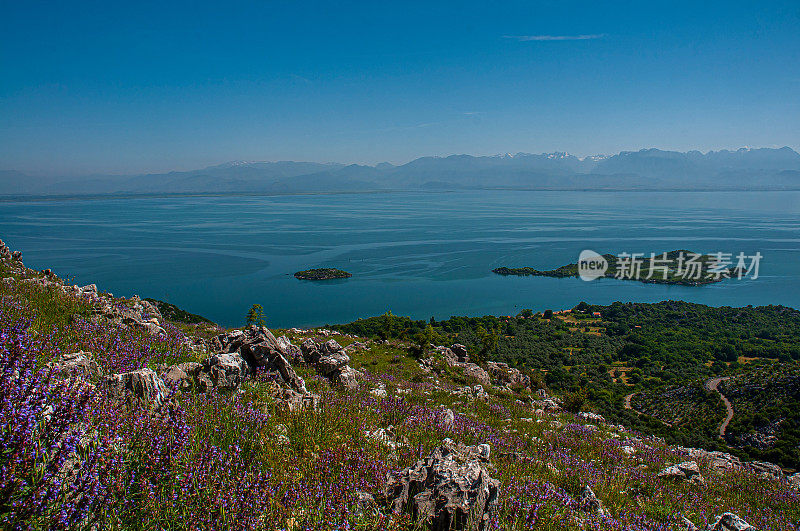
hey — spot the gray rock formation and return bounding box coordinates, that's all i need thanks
[746,460,784,480]
[425,344,491,388]
[276,334,303,364]
[576,485,607,517]
[47,351,101,380]
[161,362,202,389]
[658,461,705,485]
[486,361,530,389]
[705,513,754,531]
[213,325,306,393]
[92,295,167,335]
[686,448,785,480]
[577,411,605,423]
[385,440,499,531]
[354,490,376,517]
[0,239,12,260]
[200,353,250,390]
[102,368,168,408]
[266,385,321,412]
[300,338,360,390]
[365,425,407,451]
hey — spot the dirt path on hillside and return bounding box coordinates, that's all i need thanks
[705,377,733,438]
[623,393,636,411]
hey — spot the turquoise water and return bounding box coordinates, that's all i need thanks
[1,190,798,327]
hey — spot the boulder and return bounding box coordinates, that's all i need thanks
[98,296,166,335]
[385,441,499,531]
[365,425,406,450]
[201,353,250,390]
[443,408,456,428]
[354,491,376,516]
[450,344,469,362]
[161,362,201,390]
[429,345,490,388]
[541,398,562,412]
[276,335,303,364]
[576,485,607,517]
[0,240,11,260]
[746,460,784,480]
[705,513,754,531]
[687,449,741,474]
[266,385,321,412]
[213,326,306,393]
[473,385,489,401]
[301,338,359,390]
[687,448,785,481]
[103,368,168,408]
[578,412,605,423]
[371,386,388,398]
[486,361,531,389]
[658,461,704,485]
[461,363,491,388]
[47,351,101,380]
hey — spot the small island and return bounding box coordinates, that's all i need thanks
[493,250,739,286]
[294,268,352,281]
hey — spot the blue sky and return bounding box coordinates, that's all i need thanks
[1,0,799,175]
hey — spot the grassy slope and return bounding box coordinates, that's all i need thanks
[2,260,799,529]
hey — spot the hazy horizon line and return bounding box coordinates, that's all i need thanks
[3,144,798,179]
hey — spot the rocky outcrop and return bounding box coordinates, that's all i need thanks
[95,296,166,335]
[746,460,784,480]
[424,345,491,388]
[265,385,320,413]
[213,326,306,393]
[47,351,101,380]
[160,362,201,389]
[0,239,12,260]
[385,440,499,531]
[486,361,530,389]
[300,338,360,390]
[682,512,756,531]
[102,368,169,408]
[576,485,607,517]
[13,269,174,338]
[685,448,785,481]
[200,353,250,390]
[705,513,754,531]
[365,425,406,450]
[276,334,303,364]
[658,460,705,485]
[452,385,489,402]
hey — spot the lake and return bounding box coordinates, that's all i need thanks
[1,190,798,328]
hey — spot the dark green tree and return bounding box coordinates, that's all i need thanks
[246,304,266,327]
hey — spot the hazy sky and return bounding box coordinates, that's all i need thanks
[1,0,799,176]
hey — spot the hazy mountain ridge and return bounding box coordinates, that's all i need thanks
[3,147,800,196]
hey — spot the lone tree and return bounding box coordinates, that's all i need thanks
[246,304,266,327]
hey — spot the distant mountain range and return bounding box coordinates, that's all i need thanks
[3,147,800,196]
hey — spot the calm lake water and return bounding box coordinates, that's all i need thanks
[1,190,798,328]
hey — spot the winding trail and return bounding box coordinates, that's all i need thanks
[705,377,733,438]
[623,393,636,411]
